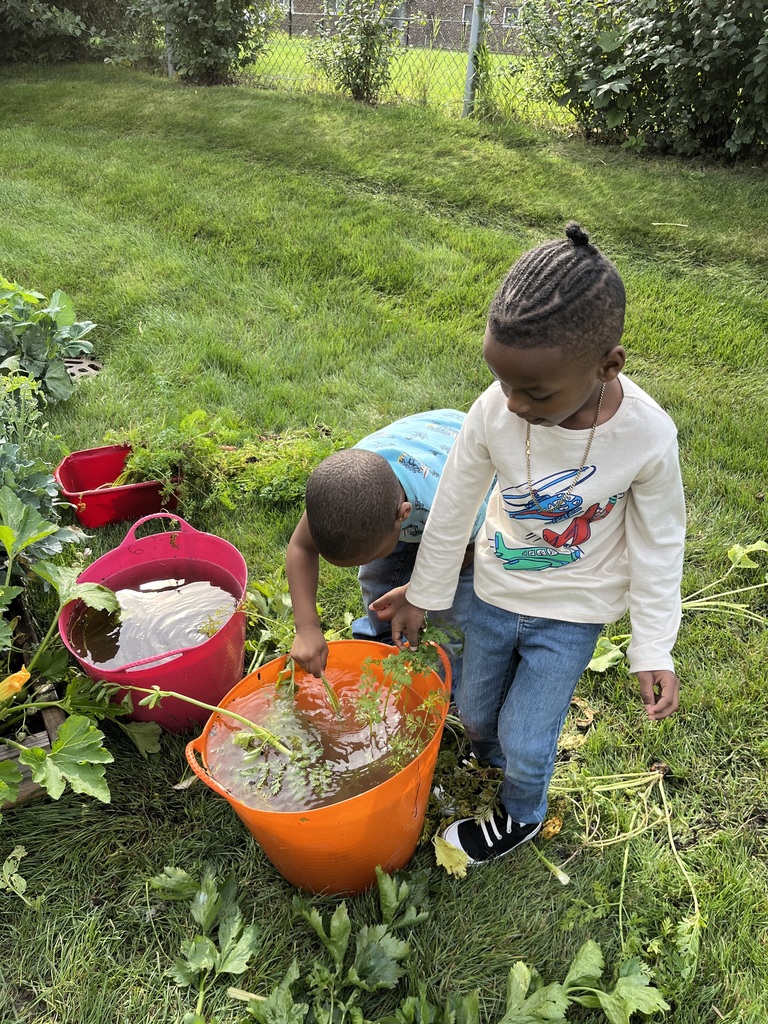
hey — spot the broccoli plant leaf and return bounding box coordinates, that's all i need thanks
[346,924,409,991]
[18,714,112,801]
[41,360,75,401]
[47,290,76,327]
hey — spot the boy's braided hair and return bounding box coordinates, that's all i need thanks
[488,222,625,359]
[305,449,403,562]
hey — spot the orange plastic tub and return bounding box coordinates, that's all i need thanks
[186,639,450,895]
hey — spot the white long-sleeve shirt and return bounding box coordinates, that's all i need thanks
[407,374,686,673]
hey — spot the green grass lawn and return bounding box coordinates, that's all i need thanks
[1,62,768,1024]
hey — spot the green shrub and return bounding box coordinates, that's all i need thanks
[519,0,768,158]
[137,0,282,84]
[310,0,404,104]
[0,0,162,67]
[0,1,88,64]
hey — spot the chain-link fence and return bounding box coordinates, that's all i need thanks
[246,3,546,122]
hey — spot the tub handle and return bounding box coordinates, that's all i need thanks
[185,736,233,800]
[121,512,200,546]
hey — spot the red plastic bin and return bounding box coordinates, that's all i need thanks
[54,444,177,528]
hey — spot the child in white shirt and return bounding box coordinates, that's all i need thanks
[384,222,686,864]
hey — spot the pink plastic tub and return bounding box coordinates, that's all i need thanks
[59,514,247,732]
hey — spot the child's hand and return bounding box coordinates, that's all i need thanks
[290,627,328,678]
[635,670,679,720]
[369,585,409,622]
[391,598,427,650]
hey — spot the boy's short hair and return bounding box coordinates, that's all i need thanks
[488,222,626,360]
[305,449,403,562]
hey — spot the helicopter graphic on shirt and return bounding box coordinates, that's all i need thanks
[501,466,597,522]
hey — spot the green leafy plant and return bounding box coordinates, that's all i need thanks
[133,635,448,806]
[244,565,351,673]
[310,0,405,104]
[226,864,667,1024]
[356,638,450,771]
[149,864,262,1024]
[0,845,42,908]
[0,487,161,819]
[1,371,80,555]
[495,940,669,1023]
[547,762,705,991]
[230,865,428,1023]
[106,412,349,512]
[0,276,96,402]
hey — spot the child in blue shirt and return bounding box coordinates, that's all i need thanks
[286,410,488,690]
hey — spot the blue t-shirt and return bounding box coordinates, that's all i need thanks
[355,410,488,543]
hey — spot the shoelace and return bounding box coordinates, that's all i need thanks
[480,813,513,847]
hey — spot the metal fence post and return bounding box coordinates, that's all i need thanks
[462,0,486,117]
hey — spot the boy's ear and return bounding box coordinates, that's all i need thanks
[599,345,626,381]
[396,501,412,524]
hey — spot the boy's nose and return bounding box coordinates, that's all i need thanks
[506,393,531,416]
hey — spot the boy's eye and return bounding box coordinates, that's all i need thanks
[527,393,552,402]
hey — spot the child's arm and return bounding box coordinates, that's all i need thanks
[625,433,686,718]
[286,512,327,677]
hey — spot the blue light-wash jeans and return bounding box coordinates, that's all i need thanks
[459,593,603,824]
[352,540,473,697]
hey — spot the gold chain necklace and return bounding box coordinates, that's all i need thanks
[525,381,606,514]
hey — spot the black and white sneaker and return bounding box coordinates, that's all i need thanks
[442,807,542,864]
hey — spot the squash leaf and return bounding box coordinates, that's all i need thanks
[18,714,112,802]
